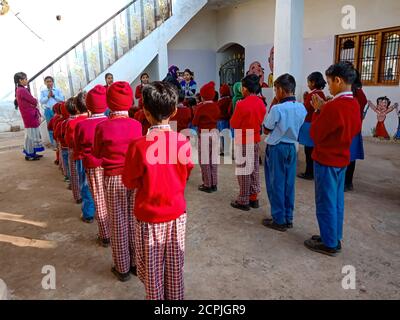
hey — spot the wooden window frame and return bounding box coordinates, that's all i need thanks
[335,26,400,86]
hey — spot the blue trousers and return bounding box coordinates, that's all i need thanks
[264,143,297,225]
[76,160,95,219]
[44,107,55,146]
[314,162,346,248]
[61,148,70,179]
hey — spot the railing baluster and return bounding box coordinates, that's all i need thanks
[65,54,74,98]
[113,19,119,61]
[98,30,104,73]
[126,6,133,49]
[140,0,145,39]
[82,42,91,85]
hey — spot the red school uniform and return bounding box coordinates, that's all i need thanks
[310,92,362,168]
[218,96,232,121]
[134,109,151,136]
[191,101,220,130]
[135,84,144,109]
[93,117,142,176]
[230,95,266,144]
[170,104,193,132]
[304,90,326,123]
[65,114,88,160]
[74,115,108,169]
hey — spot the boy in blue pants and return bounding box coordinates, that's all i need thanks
[262,74,307,232]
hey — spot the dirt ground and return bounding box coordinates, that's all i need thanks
[0,134,399,300]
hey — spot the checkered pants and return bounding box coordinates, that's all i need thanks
[87,167,110,241]
[135,213,186,300]
[104,175,135,274]
[198,132,218,188]
[68,150,81,202]
[235,143,261,205]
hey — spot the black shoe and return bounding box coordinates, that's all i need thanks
[198,185,213,193]
[76,199,83,204]
[286,223,293,229]
[304,238,339,257]
[344,184,354,192]
[249,200,260,209]
[97,237,110,248]
[81,216,94,224]
[35,154,44,158]
[220,152,225,156]
[297,173,313,180]
[130,266,137,276]
[230,201,250,211]
[111,267,131,282]
[311,235,342,252]
[211,185,218,192]
[262,218,287,232]
[25,156,40,161]
[54,160,59,165]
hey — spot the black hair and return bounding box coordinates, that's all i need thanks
[65,97,78,115]
[105,73,113,80]
[307,72,326,90]
[242,74,261,94]
[274,73,296,94]
[13,72,28,109]
[44,76,54,82]
[178,91,185,103]
[377,96,391,107]
[140,73,149,80]
[74,91,87,113]
[187,97,197,107]
[214,91,219,102]
[352,69,363,95]
[142,81,178,122]
[325,61,357,85]
[183,68,194,80]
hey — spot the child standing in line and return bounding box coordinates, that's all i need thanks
[135,73,150,109]
[217,84,232,156]
[93,81,142,281]
[192,81,220,193]
[230,74,266,211]
[304,62,362,256]
[298,72,327,180]
[134,107,151,136]
[122,81,194,300]
[48,103,62,165]
[262,74,307,231]
[59,101,72,186]
[170,92,193,132]
[75,85,110,243]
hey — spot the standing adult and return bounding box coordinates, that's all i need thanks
[40,76,65,147]
[14,72,45,161]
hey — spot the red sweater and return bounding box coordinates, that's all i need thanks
[218,97,232,121]
[134,109,151,136]
[354,88,367,121]
[310,93,362,168]
[93,117,142,176]
[65,115,88,159]
[52,116,64,141]
[170,105,193,132]
[74,115,108,169]
[304,90,326,123]
[192,101,220,130]
[135,85,144,109]
[59,119,70,148]
[230,95,266,144]
[122,130,194,223]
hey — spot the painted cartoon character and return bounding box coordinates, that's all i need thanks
[267,46,274,88]
[394,103,400,140]
[247,61,268,88]
[367,96,398,140]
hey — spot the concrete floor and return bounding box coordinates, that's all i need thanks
[0,135,399,300]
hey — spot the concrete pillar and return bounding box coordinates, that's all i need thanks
[0,279,9,300]
[157,42,169,81]
[273,0,304,90]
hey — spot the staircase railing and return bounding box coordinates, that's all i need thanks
[28,0,172,100]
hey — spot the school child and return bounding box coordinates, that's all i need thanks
[297,72,327,180]
[93,81,142,281]
[48,103,62,165]
[52,102,65,172]
[135,73,150,108]
[192,81,220,193]
[304,62,362,256]
[230,74,266,211]
[262,74,307,230]
[180,69,197,99]
[134,108,151,136]
[75,85,109,240]
[65,97,87,204]
[170,92,193,132]
[58,101,71,185]
[122,81,194,300]
[217,84,232,156]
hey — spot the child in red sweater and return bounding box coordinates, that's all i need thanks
[230,74,266,211]
[48,103,62,166]
[93,82,142,282]
[192,81,220,193]
[134,107,151,136]
[135,72,149,109]
[123,81,194,300]
[55,102,70,183]
[304,62,362,256]
[75,85,109,240]
[170,92,192,133]
[217,84,232,156]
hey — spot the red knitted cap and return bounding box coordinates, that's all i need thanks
[86,85,108,113]
[106,81,133,111]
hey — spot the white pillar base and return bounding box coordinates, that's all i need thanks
[0,279,9,300]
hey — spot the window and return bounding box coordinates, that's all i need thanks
[335,27,400,86]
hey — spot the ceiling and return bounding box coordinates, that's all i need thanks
[206,0,253,10]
